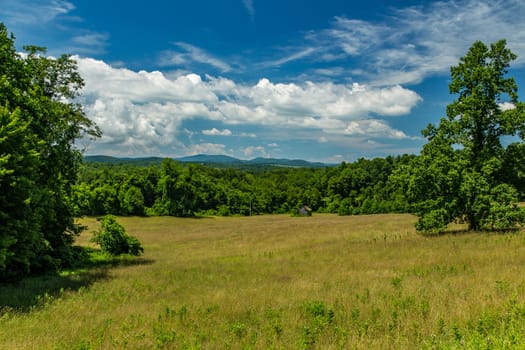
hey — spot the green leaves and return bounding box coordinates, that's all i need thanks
[0,22,99,280]
[91,215,143,256]
[0,106,45,280]
[404,40,525,233]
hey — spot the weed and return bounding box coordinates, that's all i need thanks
[391,276,403,290]
[178,305,188,323]
[452,324,462,342]
[389,309,399,333]
[265,306,284,338]
[437,318,446,335]
[419,299,430,319]
[495,280,511,295]
[304,301,328,318]
[300,326,316,349]
[230,321,247,339]
[358,288,371,304]
[350,307,360,324]
[264,251,274,258]
[475,312,497,336]
[164,306,175,319]
[271,319,284,337]
[155,328,177,349]
[370,307,382,326]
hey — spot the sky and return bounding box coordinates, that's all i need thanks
[2,0,525,162]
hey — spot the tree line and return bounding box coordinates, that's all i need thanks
[73,156,414,218]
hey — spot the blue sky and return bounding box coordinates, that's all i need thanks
[2,0,525,162]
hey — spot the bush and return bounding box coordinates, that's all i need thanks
[92,215,144,256]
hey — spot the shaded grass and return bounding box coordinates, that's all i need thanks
[0,245,153,313]
[1,214,525,349]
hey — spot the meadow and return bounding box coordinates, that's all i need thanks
[1,214,525,349]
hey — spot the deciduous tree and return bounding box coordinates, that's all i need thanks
[398,40,525,232]
[0,23,100,280]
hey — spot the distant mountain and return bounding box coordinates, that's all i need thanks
[177,154,329,168]
[176,154,243,164]
[248,157,327,168]
[84,154,331,168]
[84,155,119,163]
[83,155,165,166]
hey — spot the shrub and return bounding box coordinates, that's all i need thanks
[91,215,144,256]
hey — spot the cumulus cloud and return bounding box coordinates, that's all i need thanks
[344,120,419,140]
[243,146,267,158]
[202,128,233,136]
[78,57,218,104]
[187,143,229,155]
[75,56,421,157]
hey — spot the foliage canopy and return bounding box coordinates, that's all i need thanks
[0,23,100,281]
[395,40,525,232]
[91,215,143,256]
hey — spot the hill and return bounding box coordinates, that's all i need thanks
[83,154,331,168]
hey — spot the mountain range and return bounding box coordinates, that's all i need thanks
[83,154,331,168]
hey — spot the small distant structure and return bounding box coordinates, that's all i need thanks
[299,204,312,217]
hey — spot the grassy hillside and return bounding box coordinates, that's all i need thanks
[1,214,525,349]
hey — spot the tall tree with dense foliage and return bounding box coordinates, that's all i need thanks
[395,40,525,232]
[0,23,100,280]
[0,107,42,279]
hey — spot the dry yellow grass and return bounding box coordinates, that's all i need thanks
[1,214,525,349]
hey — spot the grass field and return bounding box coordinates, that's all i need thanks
[1,214,525,349]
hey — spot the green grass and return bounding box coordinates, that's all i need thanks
[1,214,525,349]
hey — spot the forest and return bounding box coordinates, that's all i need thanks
[74,155,413,218]
[2,16,525,282]
[74,134,525,221]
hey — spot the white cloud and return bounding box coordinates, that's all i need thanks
[0,0,75,25]
[325,18,384,56]
[187,143,228,155]
[499,102,516,111]
[70,32,109,55]
[344,120,419,140]
[265,47,317,67]
[0,1,111,56]
[245,79,421,120]
[313,67,346,77]
[243,146,267,158]
[202,128,233,136]
[305,0,525,85]
[78,57,218,104]
[72,33,108,46]
[160,42,232,72]
[75,56,421,157]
